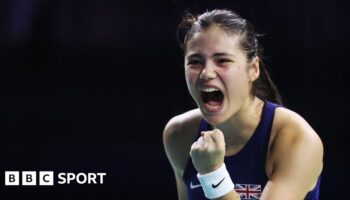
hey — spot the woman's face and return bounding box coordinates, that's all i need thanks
[185,26,258,125]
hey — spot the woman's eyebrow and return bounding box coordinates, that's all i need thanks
[186,53,202,60]
[212,53,235,57]
[186,53,235,60]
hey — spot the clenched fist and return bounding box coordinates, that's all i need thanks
[190,129,226,175]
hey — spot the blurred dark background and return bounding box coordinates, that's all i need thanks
[0,0,349,199]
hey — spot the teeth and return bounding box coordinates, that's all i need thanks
[202,88,219,92]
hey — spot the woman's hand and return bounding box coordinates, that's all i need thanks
[190,129,226,175]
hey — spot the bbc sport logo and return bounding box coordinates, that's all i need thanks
[5,171,106,186]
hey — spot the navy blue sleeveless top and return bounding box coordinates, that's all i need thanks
[183,101,321,199]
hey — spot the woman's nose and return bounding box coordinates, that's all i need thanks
[199,63,217,80]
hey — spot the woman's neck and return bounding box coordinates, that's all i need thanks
[214,97,265,147]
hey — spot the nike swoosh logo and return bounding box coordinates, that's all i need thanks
[212,177,225,188]
[190,181,202,189]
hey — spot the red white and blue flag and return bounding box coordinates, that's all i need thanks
[235,184,262,199]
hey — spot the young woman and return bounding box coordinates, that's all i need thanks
[163,9,323,200]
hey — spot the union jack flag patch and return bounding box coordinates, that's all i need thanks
[235,184,262,199]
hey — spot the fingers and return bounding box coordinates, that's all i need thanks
[191,135,203,150]
[190,132,208,156]
[192,129,225,152]
[189,129,226,174]
[202,131,212,144]
[211,129,225,146]
[201,129,225,146]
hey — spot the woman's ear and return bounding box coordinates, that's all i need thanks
[248,57,260,81]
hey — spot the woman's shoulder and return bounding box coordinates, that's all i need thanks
[164,108,203,136]
[272,106,321,141]
[271,106,323,150]
[269,106,323,181]
[163,109,203,173]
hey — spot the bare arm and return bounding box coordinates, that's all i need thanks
[259,112,323,200]
[163,116,189,200]
[175,171,188,200]
[163,110,202,200]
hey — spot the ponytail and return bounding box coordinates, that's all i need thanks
[253,61,283,105]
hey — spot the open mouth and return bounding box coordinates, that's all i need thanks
[200,88,224,112]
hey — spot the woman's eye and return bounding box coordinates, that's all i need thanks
[187,60,202,65]
[217,58,232,63]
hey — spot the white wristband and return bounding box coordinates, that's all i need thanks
[197,163,235,199]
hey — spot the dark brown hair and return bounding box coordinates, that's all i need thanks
[177,9,283,105]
